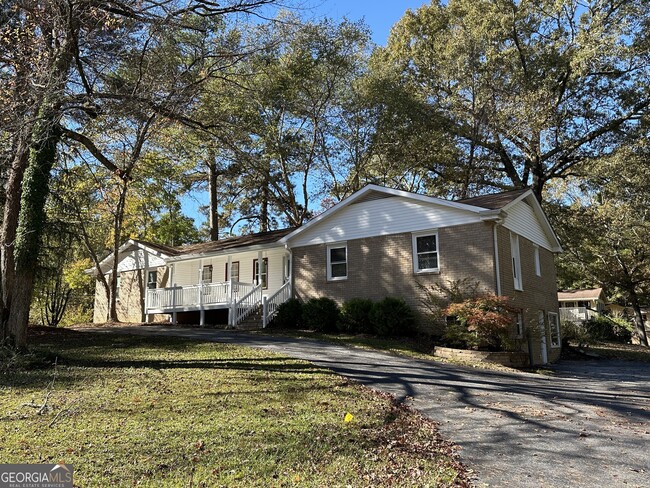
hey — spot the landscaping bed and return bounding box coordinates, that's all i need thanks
[433,347,530,368]
[0,327,471,487]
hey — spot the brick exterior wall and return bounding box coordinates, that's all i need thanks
[292,221,560,365]
[92,266,168,323]
[497,226,560,364]
[292,222,498,335]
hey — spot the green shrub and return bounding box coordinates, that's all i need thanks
[302,297,340,332]
[560,320,592,348]
[270,298,303,329]
[442,323,480,349]
[584,315,633,343]
[370,297,416,337]
[339,298,374,333]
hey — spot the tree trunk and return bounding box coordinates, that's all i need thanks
[109,181,129,322]
[207,152,219,241]
[260,176,269,232]
[629,288,649,347]
[4,103,62,347]
[0,130,31,343]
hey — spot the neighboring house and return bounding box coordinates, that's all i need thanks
[557,288,606,323]
[89,184,563,364]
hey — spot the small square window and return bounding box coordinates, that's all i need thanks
[147,271,157,290]
[327,245,347,280]
[412,232,439,273]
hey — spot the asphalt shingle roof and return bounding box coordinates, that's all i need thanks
[457,188,530,210]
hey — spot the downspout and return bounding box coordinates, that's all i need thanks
[493,222,502,296]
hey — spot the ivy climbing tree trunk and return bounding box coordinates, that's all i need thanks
[0,129,32,344]
[3,101,63,347]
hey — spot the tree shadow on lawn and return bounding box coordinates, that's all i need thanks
[3,328,336,390]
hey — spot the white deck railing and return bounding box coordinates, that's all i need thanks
[262,281,292,327]
[559,307,598,323]
[147,281,248,312]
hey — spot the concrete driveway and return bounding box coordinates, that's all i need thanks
[82,326,650,487]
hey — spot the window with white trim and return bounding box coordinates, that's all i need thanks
[515,312,524,338]
[253,258,268,289]
[225,261,240,283]
[412,232,439,273]
[548,312,561,347]
[327,245,347,280]
[147,271,157,290]
[202,264,213,284]
[510,232,523,290]
[534,245,541,277]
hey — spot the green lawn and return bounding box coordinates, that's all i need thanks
[0,328,469,487]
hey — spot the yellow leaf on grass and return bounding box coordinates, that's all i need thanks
[344,412,354,423]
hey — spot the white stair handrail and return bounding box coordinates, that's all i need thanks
[262,281,292,327]
[232,283,263,326]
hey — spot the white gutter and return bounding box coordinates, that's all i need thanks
[167,242,285,263]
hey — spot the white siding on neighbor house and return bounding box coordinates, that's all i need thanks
[288,196,483,247]
[116,249,166,272]
[502,200,554,251]
[169,246,289,296]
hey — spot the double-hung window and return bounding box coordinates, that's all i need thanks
[510,232,523,291]
[327,244,347,280]
[515,312,524,338]
[202,265,213,284]
[548,312,561,348]
[225,261,240,283]
[412,232,439,273]
[253,258,268,289]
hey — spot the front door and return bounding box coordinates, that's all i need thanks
[538,310,548,364]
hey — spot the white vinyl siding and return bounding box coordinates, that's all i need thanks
[171,247,287,296]
[549,312,561,348]
[289,196,482,247]
[510,232,523,291]
[502,200,554,251]
[115,249,166,273]
[327,244,347,280]
[412,232,439,273]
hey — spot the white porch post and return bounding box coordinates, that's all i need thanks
[143,251,150,324]
[199,267,205,327]
[171,283,178,325]
[262,296,268,328]
[227,255,234,326]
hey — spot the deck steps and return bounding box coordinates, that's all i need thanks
[234,306,264,330]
